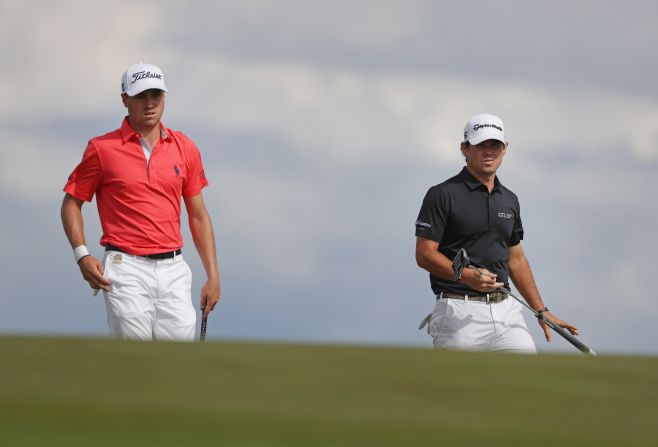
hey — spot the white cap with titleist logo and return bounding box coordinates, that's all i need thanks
[463,113,506,145]
[121,63,169,96]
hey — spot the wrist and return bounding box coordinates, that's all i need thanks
[458,268,473,284]
[206,271,220,282]
[73,245,90,264]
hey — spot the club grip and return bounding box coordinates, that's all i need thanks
[200,308,207,343]
[541,316,595,356]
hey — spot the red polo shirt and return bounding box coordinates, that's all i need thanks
[64,117,209,255]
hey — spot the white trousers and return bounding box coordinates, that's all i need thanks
[426,295,537,353]
[101,250,196,341]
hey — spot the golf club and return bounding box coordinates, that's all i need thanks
[200,308,207,343]
[452,248,596,356]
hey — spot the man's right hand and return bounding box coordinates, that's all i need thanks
[461,267,503,292]
[78,256,112,292]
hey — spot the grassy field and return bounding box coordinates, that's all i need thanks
[1,336,657,446]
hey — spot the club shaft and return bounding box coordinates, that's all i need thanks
[469,266,596,356]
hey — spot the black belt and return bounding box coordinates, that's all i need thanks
[437,291,508,303]
[105,244,181,260]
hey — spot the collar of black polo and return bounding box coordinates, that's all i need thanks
[459,167,503,193]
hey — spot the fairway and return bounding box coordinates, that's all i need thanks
[1,337,656,446]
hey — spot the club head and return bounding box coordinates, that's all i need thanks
[451,248,470,280]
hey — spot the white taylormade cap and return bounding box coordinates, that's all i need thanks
[463,113,506,145]
[121,63,168,96]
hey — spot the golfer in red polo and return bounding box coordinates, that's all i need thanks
[61,63,221,341]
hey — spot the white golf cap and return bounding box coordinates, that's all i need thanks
[121,63,168,96]
[463,113,506,145]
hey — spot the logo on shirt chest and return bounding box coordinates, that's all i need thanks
[173,164,181,176]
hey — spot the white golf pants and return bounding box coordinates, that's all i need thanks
[101,250,196,341]
[426,295,537,353]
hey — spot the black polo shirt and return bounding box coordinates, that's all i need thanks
[415,167,524,296]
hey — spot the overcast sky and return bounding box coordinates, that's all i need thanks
[1,0,657,355]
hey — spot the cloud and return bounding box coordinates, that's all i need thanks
[0,131,81,200]
[0,0,163,120]
[168,55,658,166]
[161,1,658,96]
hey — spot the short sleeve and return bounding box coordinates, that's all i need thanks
[415,186,449,243]
[182,141,209,198]
[509,204,524,246]
[63,141,102,202]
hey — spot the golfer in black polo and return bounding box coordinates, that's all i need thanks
[415,113,578,352]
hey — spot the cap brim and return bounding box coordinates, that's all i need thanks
[467,129,506,145]
[124,83,168,97]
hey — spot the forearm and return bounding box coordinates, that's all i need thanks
[61,194,86,248]
[509,255,545,311]
[416,246,454,281]
[188,212,220,281]
[416,237,504,293]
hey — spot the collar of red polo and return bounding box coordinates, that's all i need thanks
[120,116,170,143]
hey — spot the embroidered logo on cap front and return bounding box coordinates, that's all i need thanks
[130,71,162,85]
[474,123,503,131]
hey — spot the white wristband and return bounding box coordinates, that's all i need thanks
[73,245,91,263]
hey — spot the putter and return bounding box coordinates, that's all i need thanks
[452,248,596,356]
[200,308,207,343]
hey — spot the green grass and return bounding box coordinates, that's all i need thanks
[1,336,656,446]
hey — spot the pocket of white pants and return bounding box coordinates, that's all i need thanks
[99,252,123,296]
[93,252,112,297]
[179,258,193,290]
[428,299,449,338]
[184,259,192,279]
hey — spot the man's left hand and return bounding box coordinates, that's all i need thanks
[200,279,220,318]
[538,311,579,342]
